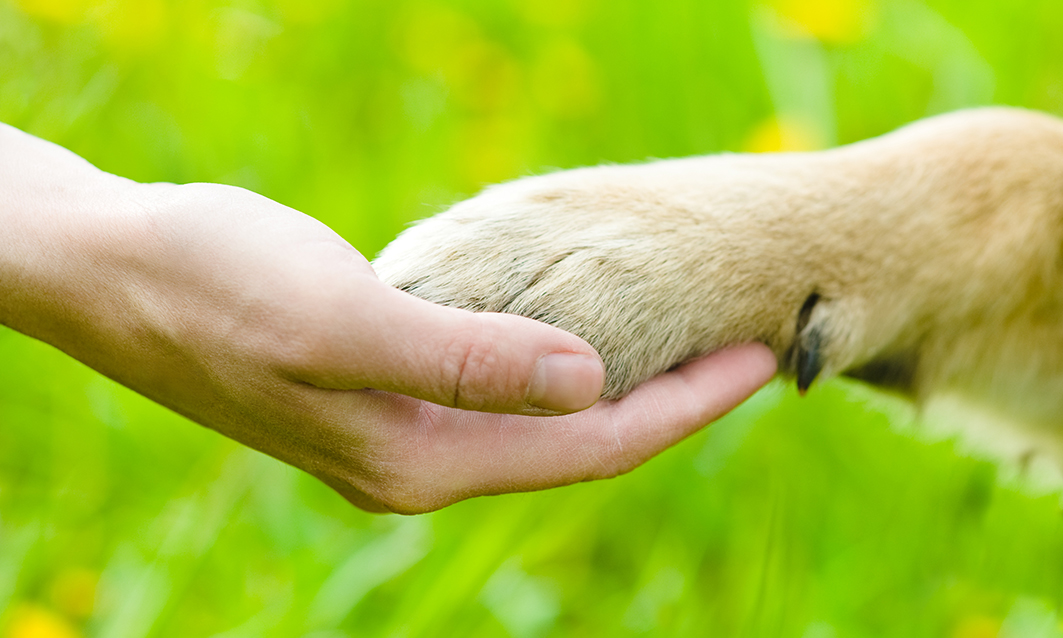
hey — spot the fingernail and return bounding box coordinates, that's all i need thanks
[527,353,604,412]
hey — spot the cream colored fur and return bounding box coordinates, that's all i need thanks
[373,107,1063,469]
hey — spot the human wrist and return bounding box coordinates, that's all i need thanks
[0,125,146,350]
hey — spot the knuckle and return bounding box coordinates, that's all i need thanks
[441,319,506,410]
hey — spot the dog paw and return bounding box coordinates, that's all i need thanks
[372,163,872,398]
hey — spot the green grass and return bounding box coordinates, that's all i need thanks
[2,0,1063,635]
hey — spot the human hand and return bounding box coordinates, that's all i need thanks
[0,125,776,513]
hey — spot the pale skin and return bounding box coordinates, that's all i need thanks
[0,124,776,514]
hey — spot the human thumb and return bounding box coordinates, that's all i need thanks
[301,282,606,415]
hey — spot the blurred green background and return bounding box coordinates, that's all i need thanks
[2,0,1063,636]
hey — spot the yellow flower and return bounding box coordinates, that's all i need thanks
[743,116,824,152]
[3,604,82,638]
[768,0,877,44]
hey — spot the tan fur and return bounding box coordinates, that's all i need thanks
[373,107,1063,468]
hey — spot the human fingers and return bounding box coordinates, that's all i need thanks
[456,343,778,493]
[322,343,776,513]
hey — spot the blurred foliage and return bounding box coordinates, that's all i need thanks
[2,0,1063,636]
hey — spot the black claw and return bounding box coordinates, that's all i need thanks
[796,327,823,396]
[794,292,824,396]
